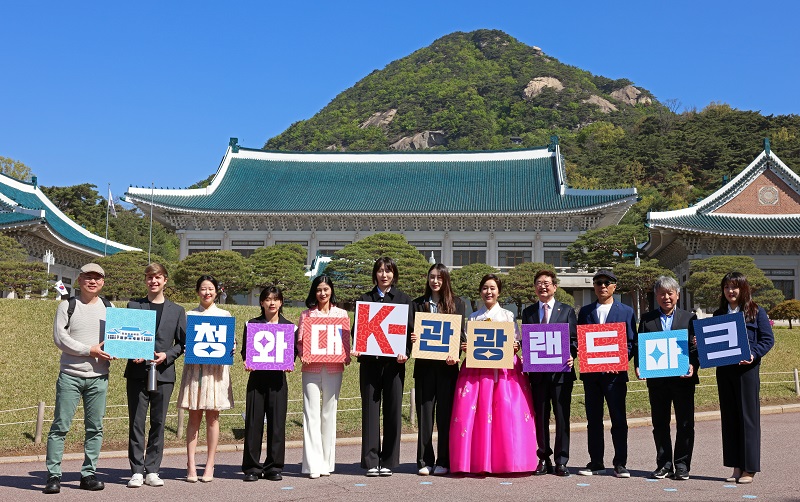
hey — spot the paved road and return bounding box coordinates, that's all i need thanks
[2,411,799,501]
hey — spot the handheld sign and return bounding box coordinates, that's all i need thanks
[185,315,236,365]
[353,302,409,358]
[300,317,350,364]
[466,321,515,369]
[411,312,462,361]
[104,308,156,360]
[246,323,296,370]
[638,329,690,379]
[522,323,571,372]
[578,322,629,373]
[693,313,750,368]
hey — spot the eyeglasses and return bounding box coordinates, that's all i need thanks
[594,280,615,287]
[535,282,553,288]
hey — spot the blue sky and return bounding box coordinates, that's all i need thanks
[2,0,798,202]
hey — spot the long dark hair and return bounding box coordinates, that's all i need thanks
[305,275,338,309]
[424,263,456,314]
[259,285,284,318]
[372,256,399,286]
[718,271,758,322]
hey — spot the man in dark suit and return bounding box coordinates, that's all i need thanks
[576,269,637,479]
[124,263,186,488]
[521,269,577,477]
[637,276,698,481]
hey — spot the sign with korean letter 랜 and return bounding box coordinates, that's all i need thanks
[693,313,750,368]
[104,308,156,360]
[637,329,690,379]
[521,323,571,373]
[184,315,236,365]
[300,317,350,364]
[411,312,462,361]
[577,322,629,373]
[353,302,409,358]
[466,321,515,369]
[246,323,296,370]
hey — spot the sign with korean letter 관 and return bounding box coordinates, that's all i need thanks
[638,329,690,379]
[246,323,296,370]
[184,315,236,365]
[693,313,750,368]
[104,308,156,360]
[466,321,515,369]
[411,312,462,361]
[353,302,409,358]
[578,322,629,373]
[522,323,571,372]
[301,317,350,364]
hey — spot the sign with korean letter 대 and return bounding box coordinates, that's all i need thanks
[184,315,236,365]
[638,329,690,379]
[301,317,350,364]
[246,323,296,370]
[411,312,462,361]
[693,313,750,368]
[577,322,629,373]
[522,323,571,372]
[104,308,156,360]
[466,321,515,369]
[353,302,409,358]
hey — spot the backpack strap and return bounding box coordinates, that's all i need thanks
[64,296,113,329]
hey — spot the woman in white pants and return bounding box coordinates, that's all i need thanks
[298,275,351,478]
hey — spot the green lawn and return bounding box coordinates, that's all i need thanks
[1,298,798,456]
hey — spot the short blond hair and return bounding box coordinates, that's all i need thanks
[144,262,168,278]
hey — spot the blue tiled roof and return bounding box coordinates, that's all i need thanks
[0,212,40,226]
[648,213,800,237]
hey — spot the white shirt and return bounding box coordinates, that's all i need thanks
[596,302,612,324]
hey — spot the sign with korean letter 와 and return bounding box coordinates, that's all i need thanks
[411,312,462,361]
[300,317,350,364]
[637,329,690,379]
[693,313,750,368]
[104,308,156,360]
[246,323,296,371]
[521,323,571,373]
[353,302,409,358]
[466,321,515,369]
[577,322,629,373]
[184,315,236,365]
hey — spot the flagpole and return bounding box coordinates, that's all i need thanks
[148,182,154,262]
[104,183,110,257]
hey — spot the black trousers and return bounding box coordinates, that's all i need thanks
[647,378,696,471]
[359,357,405,469]
[414,361,458,469]
[717,361,761,473]
[242,370,288,475]
[582,373,628,467]
[126,378,174,475]
[530,375,573,465]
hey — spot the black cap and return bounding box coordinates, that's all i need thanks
[593,269,617,283]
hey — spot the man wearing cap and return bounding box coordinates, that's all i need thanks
[576,269,637,479]
[44,264,113,494]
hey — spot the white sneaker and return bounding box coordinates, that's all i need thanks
[365,468,379,477]
[433,466,449,475]
[127,473,144,488]
[379,467,392,477]
[145,473,164,487]
[309,473,320,479]
[320,472,331,477]
[418,466,433,476]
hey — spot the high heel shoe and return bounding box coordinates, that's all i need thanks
[186,474,198,483]
[726,467,742,482]
[201,466,214,483]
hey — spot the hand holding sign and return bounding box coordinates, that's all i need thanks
[522,323,571,372]
[577,322,629,373]
[411,312,462,361]
[246,323,296,371]
[185,315,236,365]
[353,302,409,358]
[465,321,515,369]
[300,317,350,364]
[693,313,750,368]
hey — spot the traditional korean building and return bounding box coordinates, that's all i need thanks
[644,139,800,309]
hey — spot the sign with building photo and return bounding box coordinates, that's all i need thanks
[693,313,750,368]
[577,322,629,373]
[412,312,462,361]
[300,317,350,364]
[638,329,690,379]
[353,302,409,358]
[104,308,156,360]
[185,315,236,365]
[245,323,296,371]
[466,321,515,369]
[521,323,571,372]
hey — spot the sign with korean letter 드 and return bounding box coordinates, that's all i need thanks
[246,323,296,371]
[521,323,571,373]
[184,315,236,365]
[300,317,350,364]
[411,312,462,361]
[638,329,690,379]
[577,322,629,373]
[466,321,515,369]
[693,313,750,368]
[353,302,409,358]
[104,308,156,360]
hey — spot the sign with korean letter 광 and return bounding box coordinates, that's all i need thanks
[104,308,156,360]
[638,329,690,379]
[353,302,409,358]
[466,321,515,369]
[522,323,571,372]
[246,323,296,370]
[301,317,350,364]
[411,312,462,361]
[185,315,236,365]
[693,313,750,368]
[578,322,629,373]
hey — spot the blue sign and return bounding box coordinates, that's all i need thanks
[185,315,236,365]
[693,313,750,368]
[104,308,156,360]
[638,329,690,378]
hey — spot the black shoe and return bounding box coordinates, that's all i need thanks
[264,471,283,481]
[533,459,552,476]
[613,465,631,478]
[578,463,606,476]
[555,464,570,477]
[651,466,673,479]
[79,475,105,491]
[673,465,690,480]
[43,476,60,494]
[243,473,260,482]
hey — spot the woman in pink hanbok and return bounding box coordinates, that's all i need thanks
[449,274,537,474]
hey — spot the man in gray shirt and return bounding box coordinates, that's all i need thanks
[44,263,113,494]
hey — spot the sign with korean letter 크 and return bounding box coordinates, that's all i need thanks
[693,313,750,368]
[578,322,629,373]
[522,323,571,372]
[412,312,462,361]
[246,323,296,370]
[638,329,690,379]
[301,317,350,364]
[104,308,156,360]
[184,315,236,365]
[354,302,409,358]
[466,321,515,369]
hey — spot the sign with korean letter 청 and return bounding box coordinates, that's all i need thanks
[411,312,462,361]
[522,323,571,372]
[353,302,409,358]
[466,321,515,369]
[638,329,690,379]
[693,313,750,368]
[184,315,236,365]
[104,308,156,360]
[300,317,350,364]
[578,322,629,373]
[246,323,296,371]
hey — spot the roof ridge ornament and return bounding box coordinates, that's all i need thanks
[229,137,240,153]
[764,137,771,156]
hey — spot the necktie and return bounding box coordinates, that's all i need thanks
[542,303,550,324]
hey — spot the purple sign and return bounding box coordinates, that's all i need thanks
[245,323,295,371]
[521,323,571,372]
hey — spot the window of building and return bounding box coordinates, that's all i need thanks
[276,240,308,247]
[188,249,219,255]
[497,241,532,248]
[772,280,795,300]
[419,250,442,263]
[498,250,530,267]
[232,249,256,258]
[452,250,486,267]
[317,241,350,256]
[188,240,222,246]
[452,241,487,248]
[543,250,570,268]
[231,240,265,247]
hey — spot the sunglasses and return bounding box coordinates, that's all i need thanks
[593,280,615,287]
